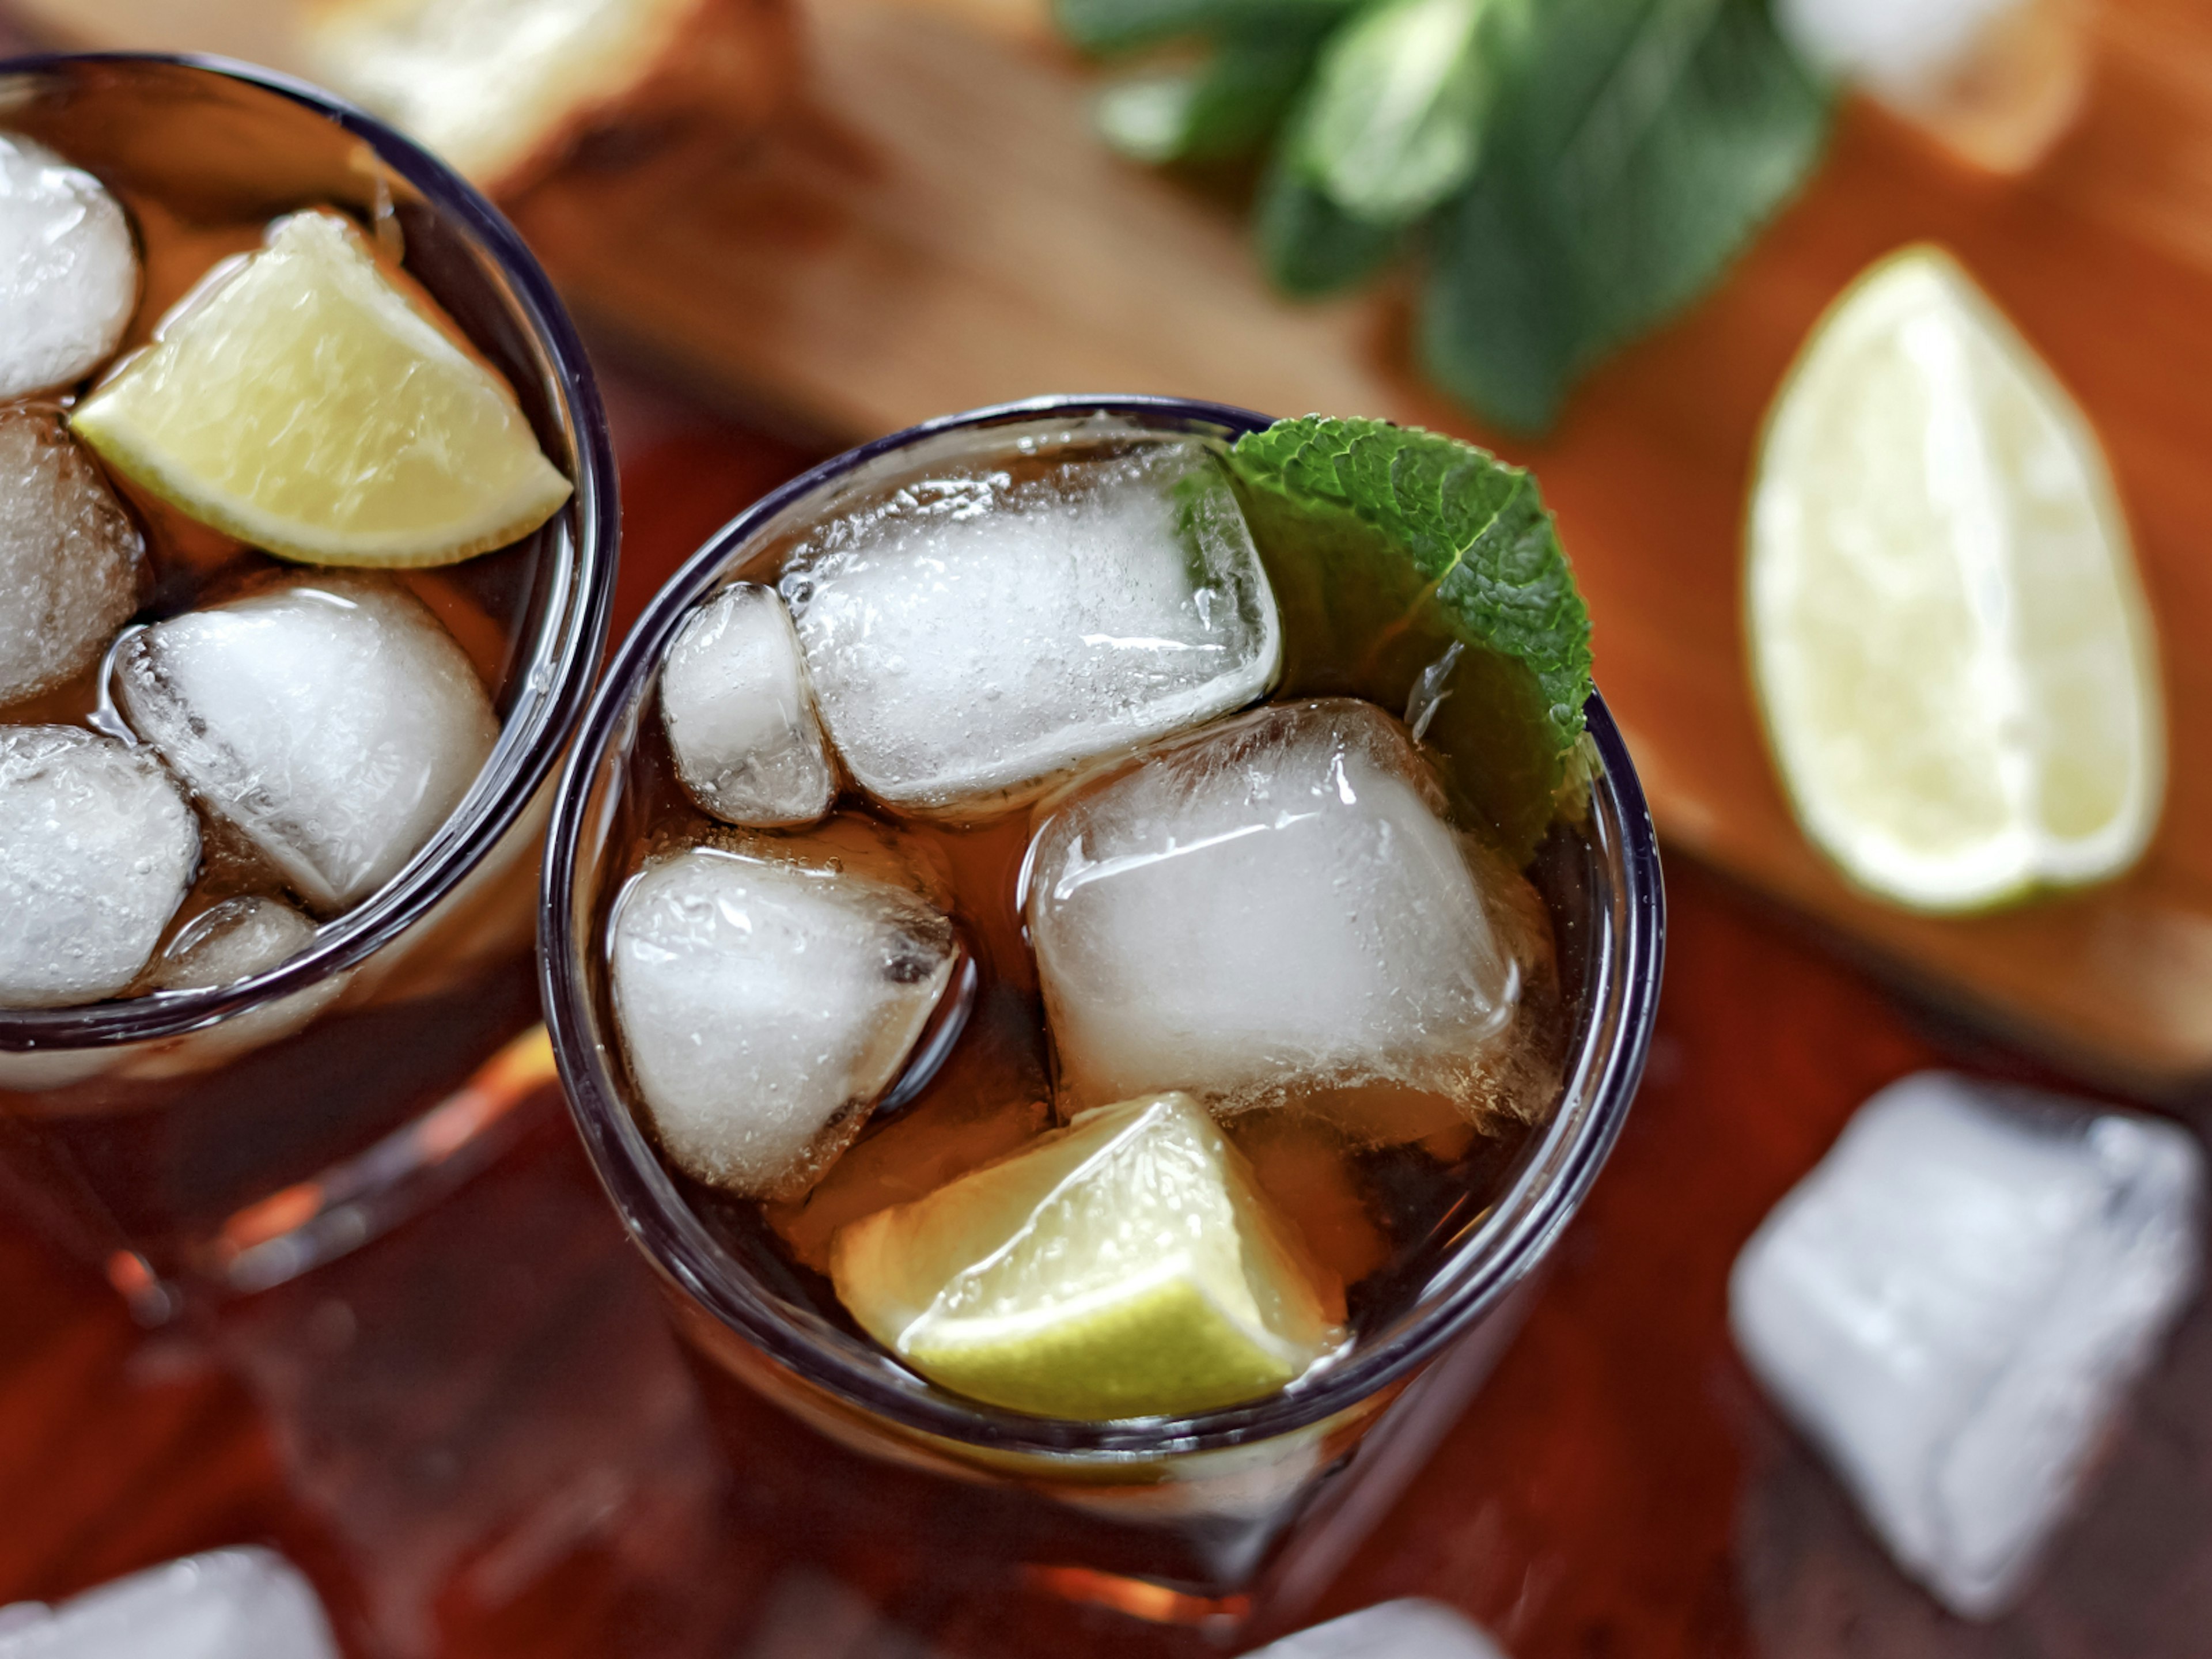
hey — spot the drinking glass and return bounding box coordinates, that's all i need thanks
[542,396,1660,1641]
[0,55,617,1321]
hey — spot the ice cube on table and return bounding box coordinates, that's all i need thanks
[661,582,834,825]
[782,438,1279,816]
[609,846,958,1198]
[1729,1070,2204,1618]
[1027,698,1531,1120]
[1249,1600,1507,1659]
[0,407,143,706]
[0,726,198,1009]
[0,1546,339,1659]
[114,578,498,913]
[0,134,138,402]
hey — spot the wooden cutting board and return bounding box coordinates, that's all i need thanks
[17,0,2212,1094]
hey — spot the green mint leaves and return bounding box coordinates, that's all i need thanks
[1226,415,1594,858]
[1287,0,1501,226]
[1065,0,1833,432]
[1419,0,1832,431]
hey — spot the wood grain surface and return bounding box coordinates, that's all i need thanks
[12,0,2212,1089]
[2,398,2207,1659]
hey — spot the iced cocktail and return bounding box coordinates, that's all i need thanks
[0,57,614,1317]
[544,398,1658,1637]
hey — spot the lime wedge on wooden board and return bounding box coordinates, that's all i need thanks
[1747,244,2164,913]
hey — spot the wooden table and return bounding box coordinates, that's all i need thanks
[1,391,2204,1659]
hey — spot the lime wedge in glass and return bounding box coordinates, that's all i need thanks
[73,210,571,568]
[831,1092,1342,1419]
[1747,243,2164,912]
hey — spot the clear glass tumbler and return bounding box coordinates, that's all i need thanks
[541,397,1660,1644]
[0,55,617,1320]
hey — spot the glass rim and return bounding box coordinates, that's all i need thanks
[542,394,1665,1457]
[0,51,619,1052]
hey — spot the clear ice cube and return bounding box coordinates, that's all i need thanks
[0,134,139,401]
[0,726,198,1009]
[660,582,835,825]
[114,578,498,912]
[1729,1070,2204,1618]
[146,895,317,992]
[0,407,142,706]
[781,439,1279,816]
[129,895,342,1073]
[1249,1600,1507,1659]
[0,1547,339,1659]
[1027,698,1529,1120]
[609,846,958,1198]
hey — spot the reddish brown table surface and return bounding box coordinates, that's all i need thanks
[1,385,2205,1659]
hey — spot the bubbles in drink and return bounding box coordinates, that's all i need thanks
[0,726,199,1009]
[782,438,1281,815]
[114,579,499,913]
[609,846,959,1198]
[0,407,143,705]
[0,134,138,401]
[661,581,835,825]
[1027,697,1545,1127]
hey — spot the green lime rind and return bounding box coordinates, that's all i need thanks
[1225,414,1592,860]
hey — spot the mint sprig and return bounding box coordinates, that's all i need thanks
[1062,0,1833,433]
[1226,415,1593,858]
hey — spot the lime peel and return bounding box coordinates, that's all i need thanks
[71,210,571,569]
[1747,243,2164,913]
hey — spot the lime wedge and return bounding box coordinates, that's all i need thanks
[1747,244,2164,912]
[72,211,571,568]
[830,1092,1341,1419]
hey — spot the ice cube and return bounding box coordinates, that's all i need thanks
[0,1546,339,1659]
[114,578,498,912]
[1027,698,1531,1120]
[0,134,139,401]
[782,438,1280,816]
[145,895,317,992]
[609,846,958,1198]
[0,726,198,1009]
[660,582,835,825]
[0,407,143,706]
[1729,1070,2204,1618]
[125,895,344,1074]
[1249,1600,1506,1659]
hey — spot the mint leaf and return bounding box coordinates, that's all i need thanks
[1255,156,1401,296]
[1055,0,1354,57]
[1286,0,1502,227]
[1419,0,1831,432]
[1097,24,1338,164]
[1225,415,1593,859]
